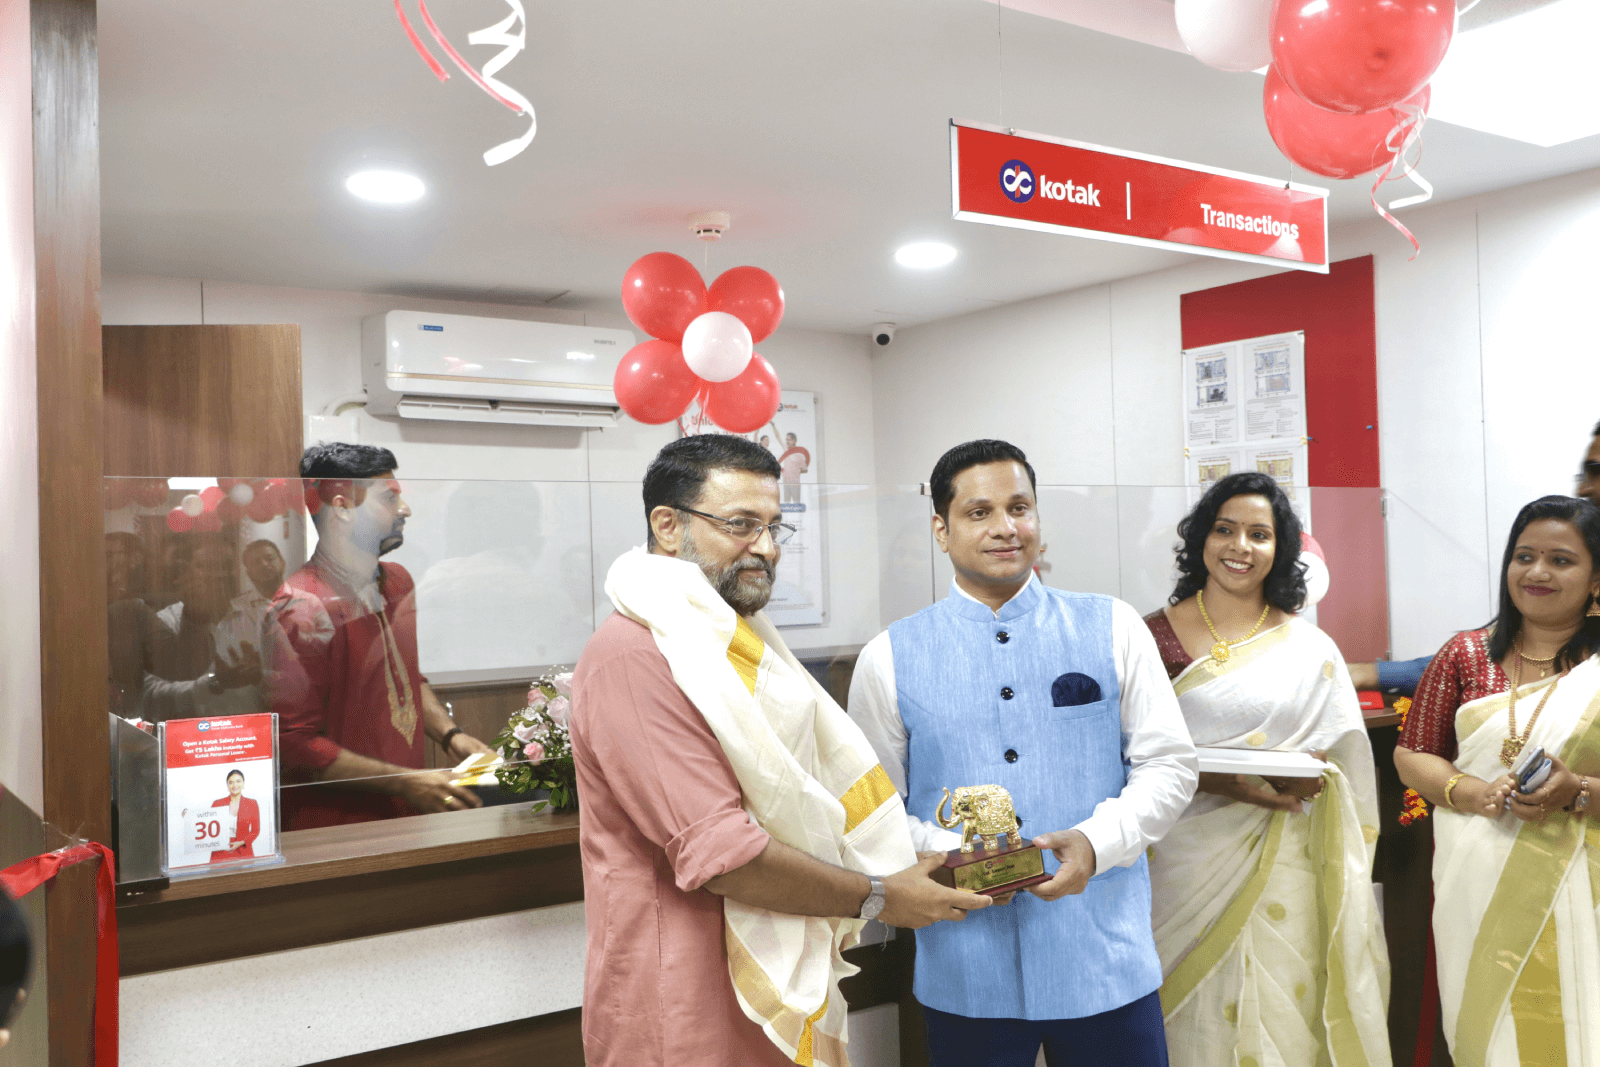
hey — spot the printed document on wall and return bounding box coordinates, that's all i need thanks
[1181,331,1309,529]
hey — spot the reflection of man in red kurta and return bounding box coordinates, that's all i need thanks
[272,444,492,830]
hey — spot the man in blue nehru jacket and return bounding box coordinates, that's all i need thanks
[850,440,1198,1066]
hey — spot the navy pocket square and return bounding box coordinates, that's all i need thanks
[1051,672,1103,707]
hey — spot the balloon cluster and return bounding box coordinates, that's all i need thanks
[1177,0,1453,182]
[103,478,307,532]
[614,253,784,434]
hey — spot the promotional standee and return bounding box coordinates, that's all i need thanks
[160,713,282,875]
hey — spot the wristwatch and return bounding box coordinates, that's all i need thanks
[858,876,886,922]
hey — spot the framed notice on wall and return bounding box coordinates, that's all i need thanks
[159,713,282,875]
[1181,331,1310,528]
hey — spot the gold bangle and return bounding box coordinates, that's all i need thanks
[1444,773,1467,811]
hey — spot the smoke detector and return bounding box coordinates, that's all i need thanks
[688,211,731,241]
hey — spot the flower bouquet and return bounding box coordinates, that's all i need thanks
[491,670,577,813]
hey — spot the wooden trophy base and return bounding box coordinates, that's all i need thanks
[931,840,1050,896]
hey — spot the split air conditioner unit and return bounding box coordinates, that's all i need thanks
[361,310,637,429]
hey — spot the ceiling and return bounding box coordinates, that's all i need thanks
[99,0,1600,333]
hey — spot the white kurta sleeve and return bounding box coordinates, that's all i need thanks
[848,631,962,852]
[1072,598,1199,875]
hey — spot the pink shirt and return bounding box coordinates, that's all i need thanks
[570,611,783,1067]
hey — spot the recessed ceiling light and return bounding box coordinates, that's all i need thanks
[1428,0,1600,147]
[345,170,426,204]
[895,242,958,269]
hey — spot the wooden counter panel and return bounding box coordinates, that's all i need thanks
[312,1008,583,1067]
[120,841,582,976]
[118,803,582,975]
[121,803,577,905]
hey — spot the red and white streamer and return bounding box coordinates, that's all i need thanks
[1371,103,1433,259]
[394,0,536,167]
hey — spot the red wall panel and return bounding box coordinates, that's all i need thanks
[1179,257,1389,660]
[1181,255,1379,487]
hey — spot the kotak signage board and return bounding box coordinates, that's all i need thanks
[951,120,1330,273]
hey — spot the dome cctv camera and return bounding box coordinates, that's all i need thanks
[870,323,897,347]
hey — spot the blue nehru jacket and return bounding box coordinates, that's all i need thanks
[889,579,1162,1021]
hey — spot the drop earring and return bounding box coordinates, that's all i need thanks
[1589,593,1600,618]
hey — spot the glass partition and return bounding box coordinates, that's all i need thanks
[105,475,1421,882]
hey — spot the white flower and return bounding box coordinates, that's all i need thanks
[552,671,574,698]
[512,721,542,745]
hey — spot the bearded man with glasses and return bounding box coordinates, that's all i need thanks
[571,434,989,1067]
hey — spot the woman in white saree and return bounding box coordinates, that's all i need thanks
[1144,472,1390,1067]
[1395,495,1600,1067]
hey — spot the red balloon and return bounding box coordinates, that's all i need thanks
[704,354,781,434]
[200,486,225,511]
[165,507,194,533]
[133,479,171,509]
[246,497,278,523]
[1271,0,1452,115]
[613,340,702,424]
[1264,67,1428,178]
[216,497,243,524]
[103,480,132,511]
[708,266,785,345]
[193,510,222,533]
[620,253,707,342]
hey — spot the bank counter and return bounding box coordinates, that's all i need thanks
[102,476,1461,1066]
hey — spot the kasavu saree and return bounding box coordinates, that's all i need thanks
[1150,618,1391,1067]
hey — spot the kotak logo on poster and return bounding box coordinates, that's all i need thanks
[999,159,1034,202]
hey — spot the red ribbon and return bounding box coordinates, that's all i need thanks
[1,843,118,1067]
[1370,103,1432,261]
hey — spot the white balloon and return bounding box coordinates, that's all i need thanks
[680,311,753,383]
[180,494,205,517]
[1175,0,1273,73]
[228,482,255,506]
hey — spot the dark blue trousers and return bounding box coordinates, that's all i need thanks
[922,990,1169,1067]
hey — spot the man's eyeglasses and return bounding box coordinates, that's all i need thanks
[677,506,797,545]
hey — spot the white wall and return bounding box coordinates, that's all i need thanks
[871,165,1600,661]
[0,0,44,815]
[102,274,885,656]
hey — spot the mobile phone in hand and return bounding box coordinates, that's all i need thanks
[1512,746,1552,794]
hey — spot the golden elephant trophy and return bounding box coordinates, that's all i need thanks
[930,784,1049,896]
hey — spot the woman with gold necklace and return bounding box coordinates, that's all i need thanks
[1395,495,1600,1067]
[1142,472,1390,1067]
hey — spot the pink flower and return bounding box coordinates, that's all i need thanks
[523,740,545,764]
[552,671,574,698]
[547,695,571,728]
[526,686,549,710]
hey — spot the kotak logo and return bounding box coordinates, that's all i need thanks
[999,159,1034,203]
[1039,176,1100,206]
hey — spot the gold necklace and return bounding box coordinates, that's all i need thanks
[1502,651,1567,767]
[1197,588,1271,663]
[1515,639,1557,679]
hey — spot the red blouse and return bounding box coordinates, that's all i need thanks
[1143,609,1194,682]
[1396,629,1508,763]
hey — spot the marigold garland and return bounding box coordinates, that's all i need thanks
[1391,696,1431,825]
